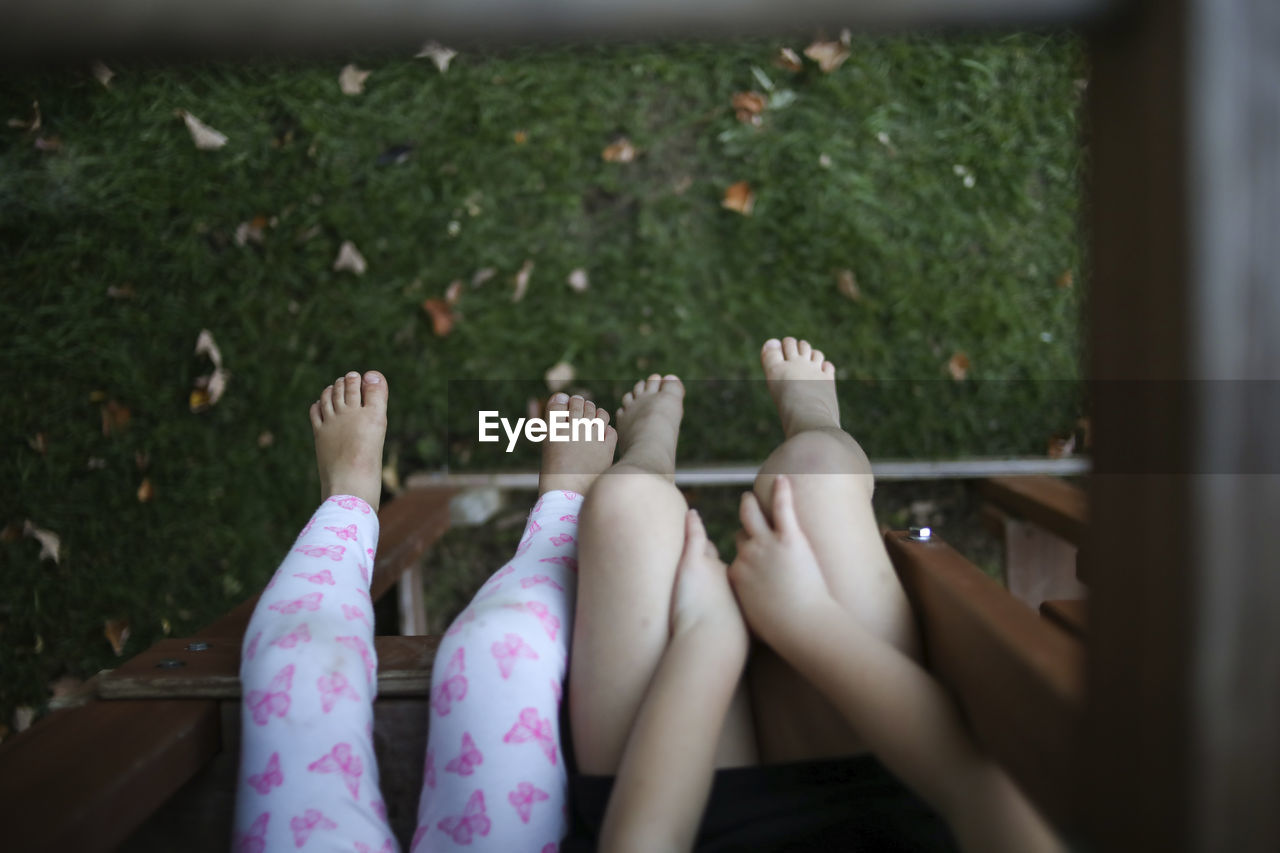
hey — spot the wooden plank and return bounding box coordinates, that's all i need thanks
[883,529,1085,830]
[97,635,440,699]
[977,476,1087,546]
[370,487,454,604]
[1040,599,1087,639]
[399,563,428,636]
[0,699,220,853]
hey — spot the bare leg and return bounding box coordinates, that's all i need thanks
[746,337,923,763]
[569,375,757,776]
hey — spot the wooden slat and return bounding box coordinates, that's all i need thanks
[0,699,219,852]
[370,487,454,603]
[97,635,441,699]
[978,476,1088,546]
[884,529,1085,830]
[1040,599,1088,639]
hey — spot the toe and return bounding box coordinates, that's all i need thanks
[644,374,662,394]
[569,395,586,419]
[761,338,784,369]
[632,379,647,397]
[782,337,799,359]
[321,386,335,416]
[597,407,610,426]
[361,371,389,412]
[309,401,323,430]
[798,340,812,358]
[546,392,570,416]
[332,376,347,409]
[582,399,597,420]
[660,375,685,398]
[344,371,362,407]
[822,361,836,376]
[622,391,634,409]
[811,348,825,364]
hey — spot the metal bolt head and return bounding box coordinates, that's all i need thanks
[185,641,210,652]
[155,658,186,669]
[907,526,933,542]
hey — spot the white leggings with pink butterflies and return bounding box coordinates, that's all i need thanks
[233,491,581,853]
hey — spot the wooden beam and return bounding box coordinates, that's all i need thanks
[883,530,1085,830]
[977,476,1088,546]
[370,488,454,604]
[1040,599,1088,640]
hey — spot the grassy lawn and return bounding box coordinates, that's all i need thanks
[0,33,1084,731]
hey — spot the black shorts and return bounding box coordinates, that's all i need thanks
[560,753,961,852]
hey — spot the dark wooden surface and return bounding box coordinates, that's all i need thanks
[977,476,1087,546]
[1041,599,1088,640]
[884,530,1085,830]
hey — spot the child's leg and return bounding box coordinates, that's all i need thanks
[746,338,923,763]
[568,376,758,777]
[233,370,394,852]
[413,394,616,853]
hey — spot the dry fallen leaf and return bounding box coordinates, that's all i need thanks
[567,269,589,293]
[137,477,154,503]
[258,430,274,448]
[804,40,850,73]
[191,329,230,412]
[333,240,367,275]
[234,219,266,247]
[1048,434,1076,459]
[512,130,528,145]
[947,352,971,381]
[471,267,496,288]
[7,100,40,132]
[722,181,755,216]
[101,399,131,436]
[836,269,862,302]
[421,298,455,336]
[601,137,636,163]
[416,41,457,73]
[544,361,575,393]
[28,433,47,455]
[23,520,61,564]
[732,91,767,124]
[177,110,228,150]
[13,707,35,734]
[775,47,804,72]
[338,64,371,96]
[104,619,130,656]
[512,260,534,303]
[1056,269,1074,289]
[444,279,464,306]
[91,61,114,88]
[106,284,135,299]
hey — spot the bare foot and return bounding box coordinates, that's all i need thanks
[308,370,388,512]
[614,374,685,479]
[761,337,839,438]
[538,392,619,496]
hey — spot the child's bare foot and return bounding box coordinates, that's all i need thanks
[761,337,839,438]
[308,371,388,512]
[615,374,685,479]
[538,392,618,496]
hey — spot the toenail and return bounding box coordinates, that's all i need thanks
[663,374,679,380]
[346,371,360,379]
[551,392,568,403]
[363,372,381,384]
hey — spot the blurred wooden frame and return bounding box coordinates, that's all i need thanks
[2,0,1279,850]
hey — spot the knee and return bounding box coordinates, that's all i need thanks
[582,466,688,531]
[753,428,874,509]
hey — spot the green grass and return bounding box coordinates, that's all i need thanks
[0,33,1085,729]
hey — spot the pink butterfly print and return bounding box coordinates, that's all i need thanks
[538,555,578,573]
[558,514,578,523]
[354,841,394,853]
[290,808,337,847]
[410,825,430,853]
[431,647,468,716]
[550,679,562,707]
[318,671,359,712]
[358,561,370,584]
[437,790,491,845]
[474,583,502,602]
[492,632,539,679]
[366,547,375,558]
[526,601,561,641]
[268,592,324,615]
[324,523,358,541]
[244,630,262,661]
[445,732,484,776]
[355,588,372,604]
[560,490,580,501]
[424,748,437,789]
[328,495,372,513]
[300,515,317,537]
[307,742,363,798]
[247,751,283,795]
[293,543,347,561]
[271,623,311,649]
[509,782,550,824]
[336,636,377,684]
[548,533,574,547]
[516,520,543,556]
[532,496,544,514]
[342,603,371,628]
[246,664,294,726]
[445,609,476,637]
[503,707,557,765]
[292,569,335,586]
[235,812,269,853]
[521,574,565,591]
[489,564,515,584]
[371,799,387,821]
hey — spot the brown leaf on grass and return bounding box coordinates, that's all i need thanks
[101,399,131,436]
[732,91,767,124]
[567,269,589,293]
[338,64,371,96]
[1047,434,1076,459]
[836,269,862,302]
[91,61,115,88]
[512,260,534,303]
[804,40,850,73]
[544,361,575,393]
[333,241,367,275]
[513,130,528,145]
[421,299,455,336]
[104,619,130,656]
[1056,269,1074,289]
[234,219,266,247]
[7,100,41,132]
[416,41,457,73]
[601,137,635,163]
[444,279,464,306]
[137,477,154,503]
[471,267,497,288]
[191,329,230,412]
[258,430,275,448]
[176,110,228,150]
[23,520,61,563]
[106,284,135,299]
[1,521,22,543]
[947,352,971,381]
[28,433,47,454]
[775,47,804,72]
[722,181,755,216]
